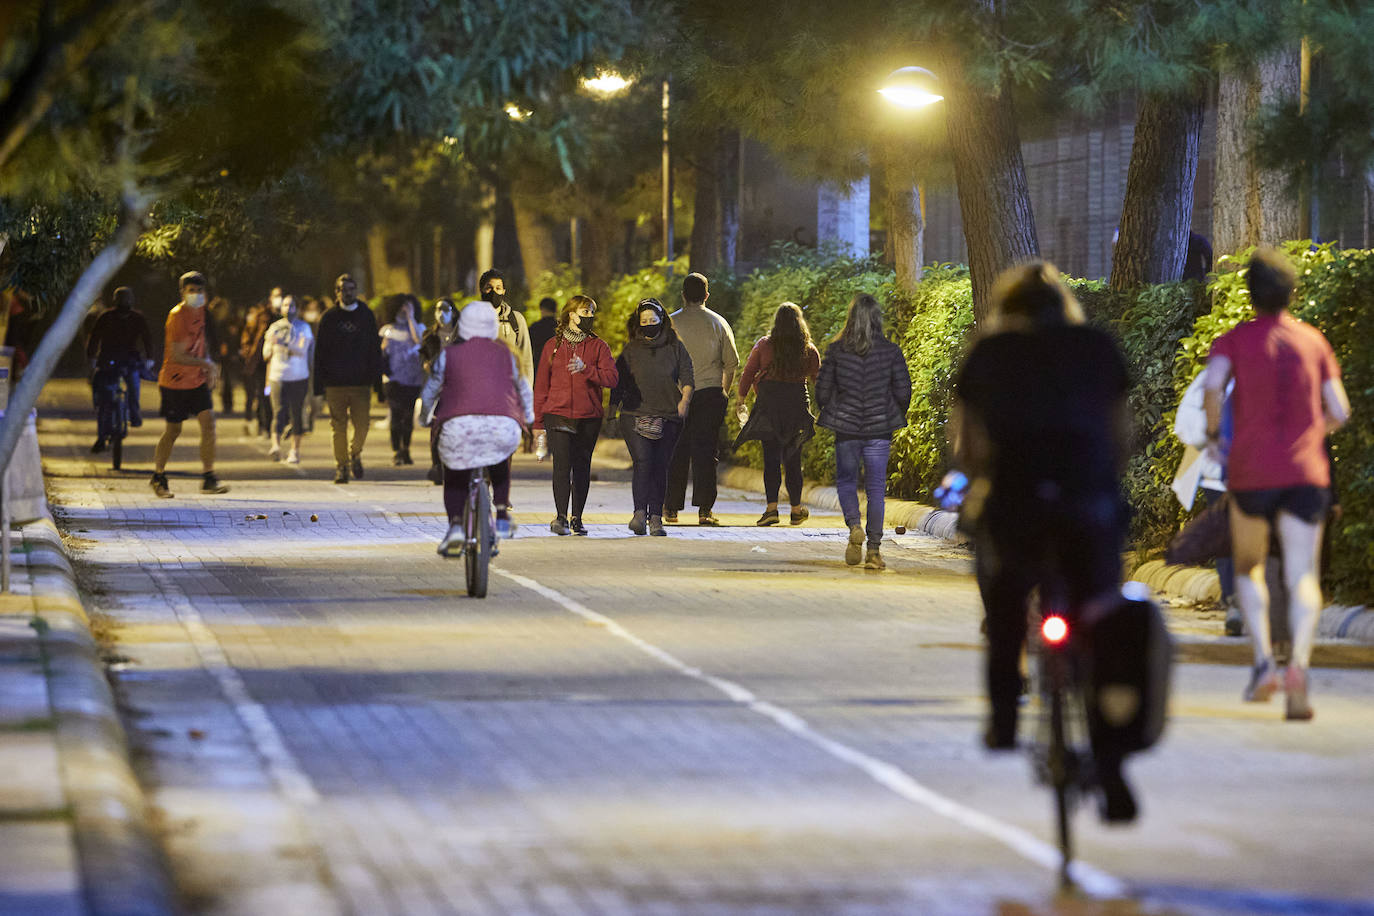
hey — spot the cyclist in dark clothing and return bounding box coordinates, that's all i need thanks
[85,286,153,452]
[953,262,1137,821]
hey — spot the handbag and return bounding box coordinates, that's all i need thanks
[543,413,578,435]
[633,415,665,440]
[1165,493,1231,566]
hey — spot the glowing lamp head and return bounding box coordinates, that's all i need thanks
[1041,615,1069,645]
[582,70,632,95]
[878,66,944,109]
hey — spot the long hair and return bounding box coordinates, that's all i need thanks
[550,294,597,365]
[833,293,884,356]
[768,302,812,376]
[989,262,1083,331]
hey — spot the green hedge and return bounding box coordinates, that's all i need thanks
[524,244,1370,604]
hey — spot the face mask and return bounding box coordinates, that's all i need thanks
[640,323,662,338]
[438,309,455,326]
[185,292,206,308]
[287,307,298,322]
[576,314,595,335]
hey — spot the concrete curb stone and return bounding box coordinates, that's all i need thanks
[600,438,1374,643]
[18,517,177,916]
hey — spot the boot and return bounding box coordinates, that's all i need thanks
[628,510,647,536]
[648,515,666,536]
[863,547,885,570]
[845,525,864,566]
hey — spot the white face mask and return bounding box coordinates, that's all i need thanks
[270,294,283,312]
[185,292,206,308]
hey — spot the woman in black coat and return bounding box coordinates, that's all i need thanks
[815,293,912,569]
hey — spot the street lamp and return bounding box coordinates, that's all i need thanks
[581,69,674,268]
[878,66,943,109]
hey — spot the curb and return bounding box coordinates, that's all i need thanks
[19,517,177,916]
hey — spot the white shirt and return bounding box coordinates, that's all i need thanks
[263,317,313,382]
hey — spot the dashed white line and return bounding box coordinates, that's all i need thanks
[496,566,1128,899]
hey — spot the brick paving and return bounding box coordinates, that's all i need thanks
[33,380,1374,915]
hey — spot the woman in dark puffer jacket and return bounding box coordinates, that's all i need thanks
[815,293,913,569]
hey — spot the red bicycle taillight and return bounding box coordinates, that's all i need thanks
[1041,615,1069,645]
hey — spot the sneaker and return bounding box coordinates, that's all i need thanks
[495,516,515,539]
[648,515,666,536]
[437,521,463,556]
[200,473,229,495]
[150,473,173,499]
[333,465,349,484]
[628,510,647,536]
[268,444,281,461]
[569,517,588,536]
[90,438,106,454]
[1284,666,1314,721]
[285,449,300,465]
[1242,659,1280,703]
[845,525,865,566]
[128,413,142,427]
[756,508,779,527]
[393,452,406,467]
[698,512,721,527]
[790,505,809,525]
[663,510,679,524]
[401,450,414,466]
[550,517,572,536]
[1224,603,1244,637]
[351,456,364,479]
[863,548,885,570]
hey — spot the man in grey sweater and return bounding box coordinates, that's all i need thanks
[665,273,739,525]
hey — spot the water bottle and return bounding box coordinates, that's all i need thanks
[534,431,548,461]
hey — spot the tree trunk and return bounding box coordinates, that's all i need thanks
[1110,90,1205,290]
[938,48,1039,324]
[1213,48,1301,257]
[580,206,617,302]
[688,148,720,274]
[0,191,150,473]
[492,184,524,291]
[718,128,741,270]
[888,183,924,291]
[513,195,558,291]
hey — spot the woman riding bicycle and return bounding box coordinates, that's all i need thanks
[952,262,1137,821]
[421,301,534,554]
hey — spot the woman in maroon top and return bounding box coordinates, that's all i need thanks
[532,295,618,535]
[735,302,821,526]
[1203,248,1350,719]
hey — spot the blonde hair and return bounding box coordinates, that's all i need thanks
[989,262,1083,331]
[834,294,884,356]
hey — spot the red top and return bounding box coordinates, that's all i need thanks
[532,334,618,429]
[158,305,207,390]
[1210,312,1341,490]
[433,339,525,426]
[738,336,820,397]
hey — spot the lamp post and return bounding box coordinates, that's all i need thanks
[878,66,943,289]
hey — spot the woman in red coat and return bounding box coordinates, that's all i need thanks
[532,295,618,535]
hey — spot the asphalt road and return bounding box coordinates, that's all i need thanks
[37,380,1374,916]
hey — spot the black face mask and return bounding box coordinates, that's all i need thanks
[640,323,662,339]
[576,315,595,335]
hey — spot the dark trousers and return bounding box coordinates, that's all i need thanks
[91,363,142,435]
[666,387,727,514]
[761,439,804,506]
[250,364,271,432]
[622,419,683,516]
[386,381,421,454]
[270,378,308,438]
[219,362,238,414]
[974,499,1123,744]
[548,417,602,520]
[443,462,511,525]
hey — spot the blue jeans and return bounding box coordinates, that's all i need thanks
[835,436,891,548]
[91,362,142,438]
[622,418,683,516]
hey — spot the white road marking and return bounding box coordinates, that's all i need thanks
[147,567,321,809]
[496,567,1128,899]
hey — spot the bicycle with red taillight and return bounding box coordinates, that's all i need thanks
[1029,604,1095,889]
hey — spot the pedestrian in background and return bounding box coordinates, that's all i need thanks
[735,302,820,527]
[210,296,242,415]
[816,293,912,569]
[1202,247,1350,720]
[421,301,534,551]
[527,296,559,387]
[480,269,534,383]
[533,295,617,535]
[85,285,152,453]
[151,271,230,498]
[611,298,693,536]
[240,290,277,438]
[315,274,382,484]
[263,293,313,465]
[665,272,739,527]
[421,298,462,484]
[380,293,426,466]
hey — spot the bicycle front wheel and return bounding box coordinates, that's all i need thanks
[110,396,127,470]
[465,480,491,598]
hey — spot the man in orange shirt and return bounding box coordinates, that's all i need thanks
[151,271,230,497]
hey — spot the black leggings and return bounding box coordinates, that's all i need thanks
[386,381,421,453]
[548,417,602,520]
[761,439,804,506]
[443,462,511,525]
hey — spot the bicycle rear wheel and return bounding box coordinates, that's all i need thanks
[464,477,491,598]
[1047,677,1074,889]
[110,395,127,470]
